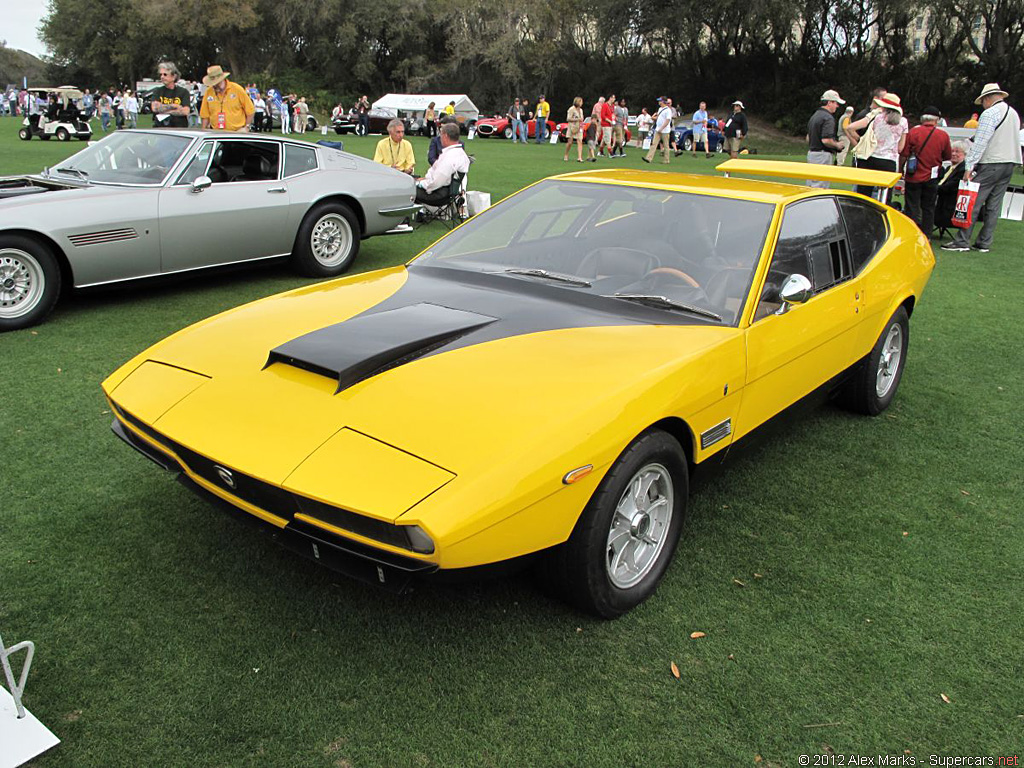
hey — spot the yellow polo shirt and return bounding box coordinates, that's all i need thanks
[200,81,254,131]
[537,101,550,118]
[373,137,415,173]
[443,104,455,116]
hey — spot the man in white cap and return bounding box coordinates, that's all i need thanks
[199,65,254,132]
[723,100,747,158]
[942,83,1022,253]
[806,89,846,187]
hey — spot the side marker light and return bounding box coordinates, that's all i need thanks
[562,465,594,485]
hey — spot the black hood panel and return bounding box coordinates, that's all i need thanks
[267,265,704,392]
[266,302,496,392]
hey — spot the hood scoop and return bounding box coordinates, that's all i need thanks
[265,302,496,393]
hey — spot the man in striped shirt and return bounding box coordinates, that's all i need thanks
[942,83,1022,253]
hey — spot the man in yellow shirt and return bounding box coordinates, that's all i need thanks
[198,65,254,132]
[373,118,416,175]
[535,95,550,143]
[443,101,456,116]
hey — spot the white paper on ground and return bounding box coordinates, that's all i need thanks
[0,687,60,768]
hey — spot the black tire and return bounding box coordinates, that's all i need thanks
[0,235,62,331]
[541,429,688,618]
[683,136,693,151]
[55,127,70,141]
[18,128,31,141]
[306,116,318,132]
[502,126,513,140]
[839,306,909,416]
[290,202,361,277]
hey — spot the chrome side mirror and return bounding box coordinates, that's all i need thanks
[190,175,212,193]
[775,274,812,315]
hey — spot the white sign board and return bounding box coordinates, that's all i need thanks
[0,687,60,768]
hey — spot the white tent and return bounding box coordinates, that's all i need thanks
[371,94,479,122]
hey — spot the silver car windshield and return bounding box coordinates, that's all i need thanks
[52,132,193,185]
[413,179,775,325]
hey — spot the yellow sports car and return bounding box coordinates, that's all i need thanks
[103,160,934,618]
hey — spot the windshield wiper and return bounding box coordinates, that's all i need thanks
[502,268,592,287]
[608,293,722,322]
[55,166,89,180]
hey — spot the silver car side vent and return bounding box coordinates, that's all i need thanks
[700,418,732,450]
[68,228,139,247]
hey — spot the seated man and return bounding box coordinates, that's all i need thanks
[415,122,470,206]
[373,118,415,175]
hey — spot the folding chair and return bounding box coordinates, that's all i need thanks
[419,171,466,230]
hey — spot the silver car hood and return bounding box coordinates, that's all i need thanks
[0,176,146,212]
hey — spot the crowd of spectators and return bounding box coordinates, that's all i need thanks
[801,82,1021,250]
[7,63,1019,247]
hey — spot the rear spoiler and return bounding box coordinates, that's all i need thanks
[716,159,902,189]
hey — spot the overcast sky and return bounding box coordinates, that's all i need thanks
[4,0,50,58]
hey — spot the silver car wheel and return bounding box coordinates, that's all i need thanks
[876,323,903,398]
[310,213,353,267]
[606,462,674,589]
[0,249,45,319]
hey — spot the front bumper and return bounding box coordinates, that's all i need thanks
[110,415,438,592]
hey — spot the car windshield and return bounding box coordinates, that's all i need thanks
[50,131,193,185]
[413,179,775,325]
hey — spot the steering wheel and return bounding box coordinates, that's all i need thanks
[646,266,700,288]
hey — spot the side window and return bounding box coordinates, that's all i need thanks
[283,144,318,177]
[175,142,213,185]
[838,198,888,273]
[207,141,280,183]
[755,198,849,320]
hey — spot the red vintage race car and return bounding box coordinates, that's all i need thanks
[556,120,632,144]
[475,116,556,139]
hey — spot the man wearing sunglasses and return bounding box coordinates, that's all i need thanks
[149,61,191,128]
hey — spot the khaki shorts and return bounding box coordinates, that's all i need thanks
[726,136,742,153]
[601,126,613,144]
[613,125,625,143]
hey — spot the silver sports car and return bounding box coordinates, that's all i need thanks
[0,129,419,331]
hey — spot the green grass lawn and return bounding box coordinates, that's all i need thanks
[1,121,1022,767]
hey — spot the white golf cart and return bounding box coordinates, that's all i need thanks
[19,87,92,142]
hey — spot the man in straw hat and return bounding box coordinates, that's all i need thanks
[199,65,254,132]
[806,89,846,187]
[941,83,1022,252]
[723,100,747,159]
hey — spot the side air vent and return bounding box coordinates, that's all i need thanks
[68,228,139,247]
[265,302,497,393]
[700,418,732,450]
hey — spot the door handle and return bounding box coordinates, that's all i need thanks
[267,187,286,193]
